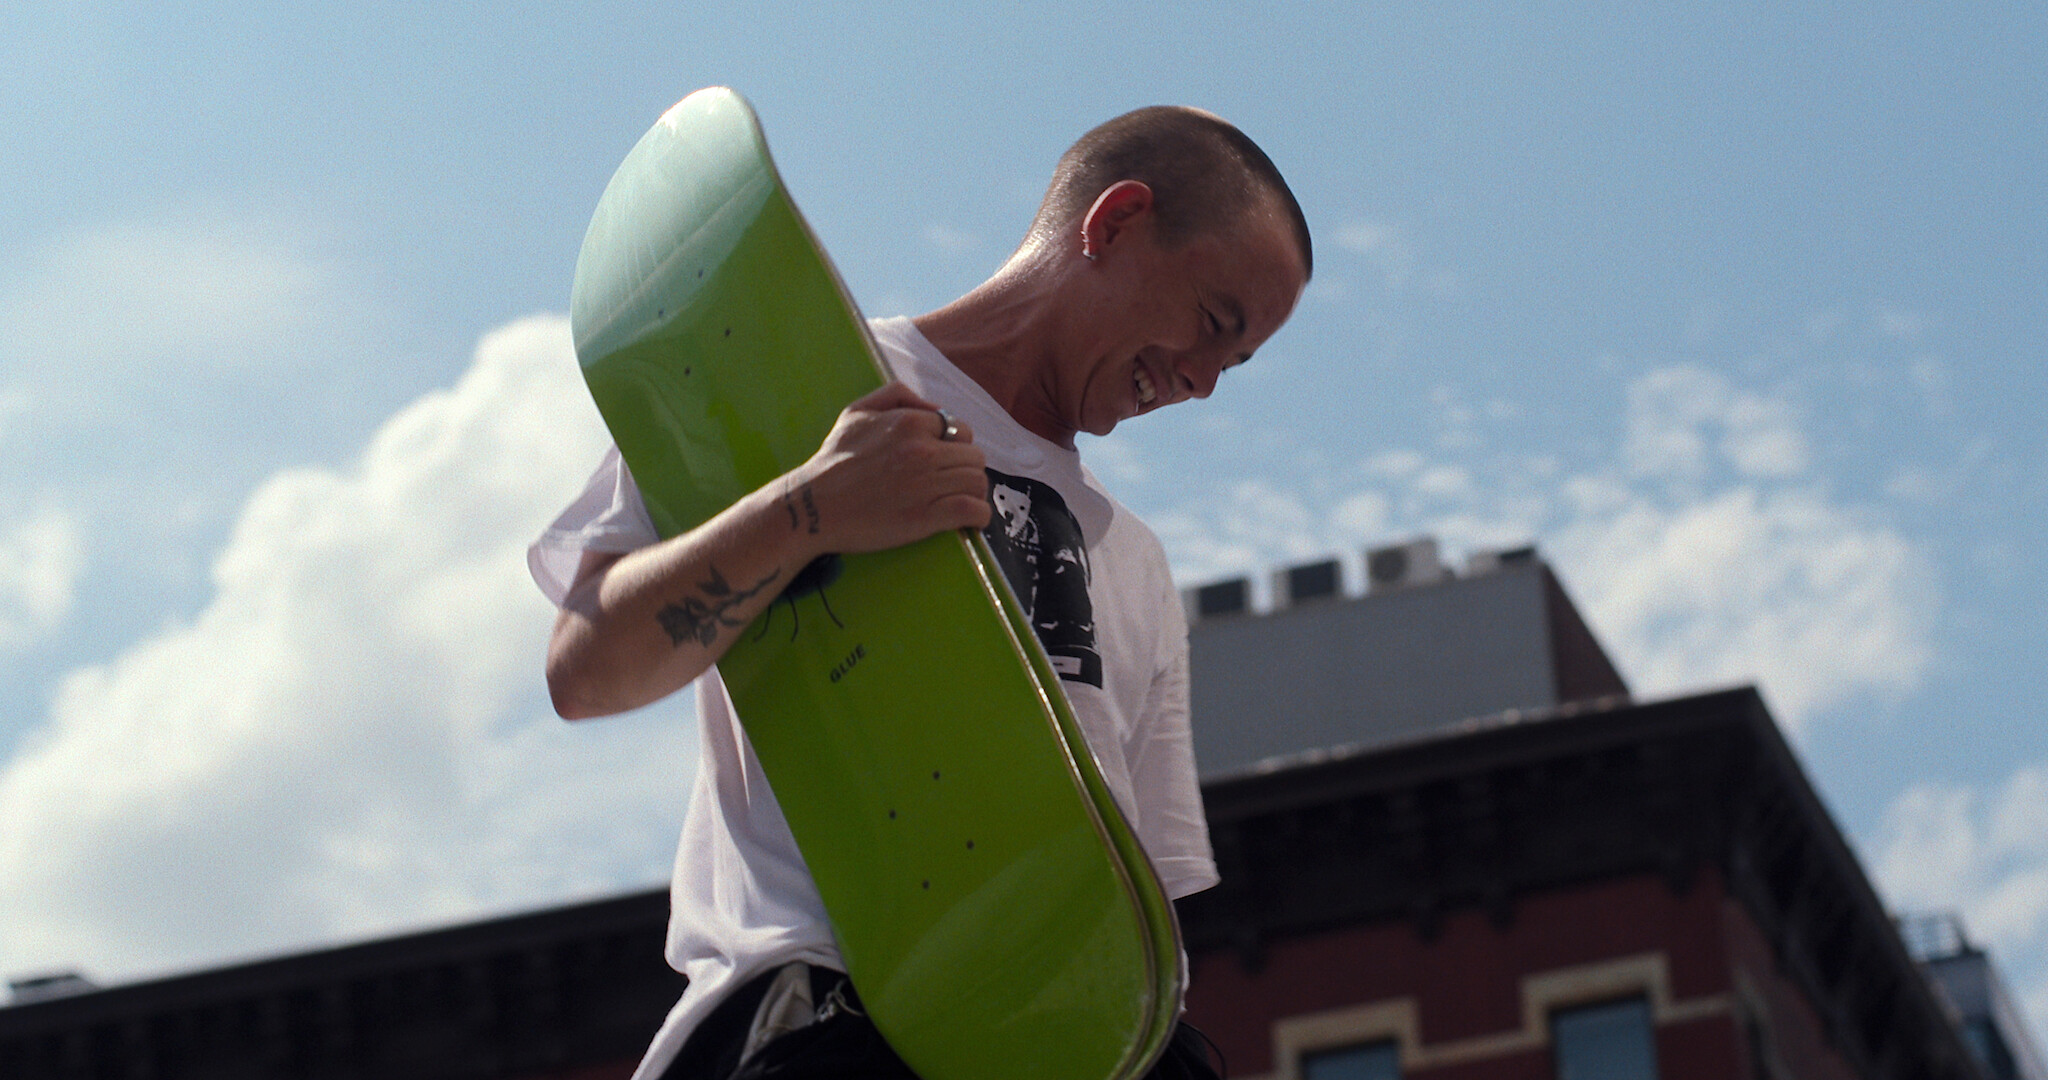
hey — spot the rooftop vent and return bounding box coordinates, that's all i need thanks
[1272,558,1343,608]
[1466,544,1538,577]
[1896,911,1973,963]
[1365,537,1449,594]
[9,971,97,1005]
[1184,577,1252,622]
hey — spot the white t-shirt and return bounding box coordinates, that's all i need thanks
[529,317,1215,1080]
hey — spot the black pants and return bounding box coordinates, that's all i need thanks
[661,964,1224,1080]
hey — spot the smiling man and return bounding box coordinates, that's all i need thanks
[532,106,1310,1080]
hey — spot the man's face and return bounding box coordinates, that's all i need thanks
[1062,202,1307,440]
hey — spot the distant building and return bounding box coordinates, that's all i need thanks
[0,892,680,1079]
[5,974,99,1007]
[1900,913,2048,1080]
[0,540,2029,1080]
[1184,539,1624,778]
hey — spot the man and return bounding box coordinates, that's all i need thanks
[531,105,1311,1079]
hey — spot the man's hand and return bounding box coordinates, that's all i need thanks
[546,381,989,720]
[787,381,991,553]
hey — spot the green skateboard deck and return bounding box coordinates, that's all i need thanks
[570,88,1182,1080]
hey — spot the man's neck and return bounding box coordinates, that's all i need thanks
[911,252,1079,449]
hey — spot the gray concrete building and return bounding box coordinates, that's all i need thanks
[1186,540,1626,779]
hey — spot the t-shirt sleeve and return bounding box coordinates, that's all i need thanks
[1131,640,1218,899]
[1124,540,1219,900]
[527,446,662,608]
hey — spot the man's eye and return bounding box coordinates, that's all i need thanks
[1202,309,1221,335]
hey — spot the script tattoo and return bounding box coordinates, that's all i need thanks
[782,479,822,536]
[656,565,782,648]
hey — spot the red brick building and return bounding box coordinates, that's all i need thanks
[1178,687,1976,1080]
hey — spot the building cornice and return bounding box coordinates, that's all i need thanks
[1180,686,1983,1080]
[0,891,678,1079]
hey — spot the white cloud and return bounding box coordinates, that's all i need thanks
[0,211,403,560]
[0,505,84,651]
[1908,356,1955,419]
[1154,365,1934,733]
[1873,305,1929,341]
[1300,278,1351,304]
[0,214,345,381]
[0,316,691,984]
[1334,219,1458,297]
[1554,484,1929,723]
[0,386,27,435]
[1082,431,1151,484]
[1886,465,1946,502]
[921,223,980,253]
[1623,366,1809,481]
[1152,479,1335,594]
[1336,222,1404,260]
[1874,765,2048,1041]
[1362,449,1427,479]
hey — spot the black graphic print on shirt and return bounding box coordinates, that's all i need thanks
[982,469,1103,688]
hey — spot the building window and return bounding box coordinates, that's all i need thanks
[1302,1040,1399,1080]
[1551,997,1659,1080]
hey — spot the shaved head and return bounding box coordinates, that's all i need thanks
[1029,106,1312,277]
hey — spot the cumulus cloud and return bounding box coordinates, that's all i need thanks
[1623,366,1809,480]
[1334,219,1458,296]
[1553,482,1929,722]
[0,214,344,381]
[0,386,26,434]
[0,211,404,573]
[0,505,84,651]
[1874,765,2048,1038]
[0,317,690,984]
[920,223,980,253]
[1872,304,1930,341]
[1152,364,1935,732]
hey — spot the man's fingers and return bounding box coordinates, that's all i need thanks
[933,491,994,531]
[923,438,985,470]
[932,410,974,445]
[941,459,992,529]
[801,387,995,552]
[841,383,976,447]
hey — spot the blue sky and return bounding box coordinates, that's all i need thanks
[2,0,2044,1045]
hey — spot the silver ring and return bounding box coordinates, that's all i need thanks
[935,408,960,442]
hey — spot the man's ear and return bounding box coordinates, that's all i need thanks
[1079,180,1154,261]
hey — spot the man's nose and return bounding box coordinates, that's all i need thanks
[1177,354,1224,400]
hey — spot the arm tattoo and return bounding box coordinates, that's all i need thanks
[656,564,783,648]
[781,479,822,535]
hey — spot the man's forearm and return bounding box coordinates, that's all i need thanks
[545,382,991,720]
[546,478,826,719]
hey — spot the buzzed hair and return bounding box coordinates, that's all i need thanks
[1030,106,1313,277]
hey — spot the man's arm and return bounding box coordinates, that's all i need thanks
[546,382,988,719]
